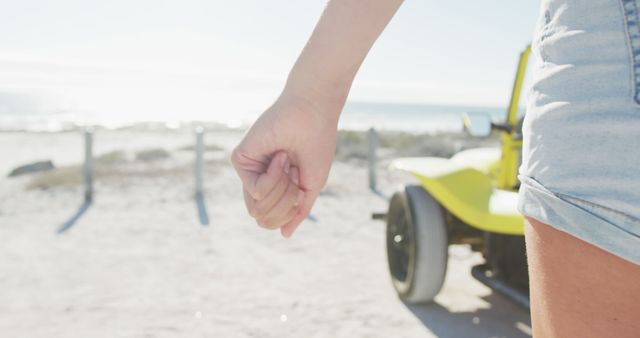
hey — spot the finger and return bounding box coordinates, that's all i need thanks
[280,190,319,238]
[243,188,257,218]
[290,166,300,186]
[251,168,290,220]
[230,148,266,190]
[258,204,299,231]
[253,151,290,200]
[232,150,289,200]
[271,205,300,231]
[258,180,304,228]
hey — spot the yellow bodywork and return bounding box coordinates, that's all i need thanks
[389,46,532,236]
[391,150,524,235]
[500,45,530,190]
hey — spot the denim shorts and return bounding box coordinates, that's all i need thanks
[518,0,640,265]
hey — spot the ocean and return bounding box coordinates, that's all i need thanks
[340,101,514,132]
[0,98,516,133]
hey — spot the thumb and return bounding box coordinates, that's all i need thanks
[231,149,289,200]
[280,189,319,238]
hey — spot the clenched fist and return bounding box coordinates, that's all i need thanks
[231,93,340,237]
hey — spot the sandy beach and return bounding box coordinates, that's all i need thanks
[0,129,530,337]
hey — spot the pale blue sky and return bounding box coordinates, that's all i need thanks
[0,0,540,126]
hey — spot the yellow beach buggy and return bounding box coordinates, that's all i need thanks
[381,46,531,308]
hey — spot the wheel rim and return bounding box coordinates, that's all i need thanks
[387,194,416,287]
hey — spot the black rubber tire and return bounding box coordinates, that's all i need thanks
[386,185,449,303]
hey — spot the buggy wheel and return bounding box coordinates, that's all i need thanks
[386,185,448,303]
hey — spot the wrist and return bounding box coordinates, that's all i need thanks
[282,69,352,123]
[274,88,340,128]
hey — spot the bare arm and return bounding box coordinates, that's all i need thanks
[285,0,404,120]
[232,0,403,237]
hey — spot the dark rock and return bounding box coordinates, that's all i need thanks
[8,160,55,177]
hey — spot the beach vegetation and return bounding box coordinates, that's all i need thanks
[135,148,171,161]
[177,144,224,152]
[25,166,82,190]
[96,150,127,165]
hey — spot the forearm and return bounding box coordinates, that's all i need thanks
[283,0,403,119]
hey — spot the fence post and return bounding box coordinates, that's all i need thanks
[194,127,209,225]
[84,128,94,202]
[368,127,377,192]
[195,127,204,197]
[58,128,94,233]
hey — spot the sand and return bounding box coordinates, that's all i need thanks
[0,130,531,337]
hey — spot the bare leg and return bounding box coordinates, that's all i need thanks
[525,217,640,337]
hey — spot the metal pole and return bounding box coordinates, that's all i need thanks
[368,127,377,192]
[57,128,94,233]
[84,128,94,202]
[195,126,204,197]
[194,126,209,226]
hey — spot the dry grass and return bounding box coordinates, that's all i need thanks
[335,130,500,161]
[25,147,191,190]
[26,166,83,190]
[177,144,225,152]
[135,148,171,161]
[96,150,128,165]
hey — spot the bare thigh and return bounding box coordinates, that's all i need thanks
[525,217,640,338]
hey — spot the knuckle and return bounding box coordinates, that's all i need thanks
[256,219,269,229]
[286,207,298,220]
[257,218,280,230]
[246,206,256,218]
[244,198,256,217]
[230,148,242,166]
[252,204,268,219]
[252,190,264,201]
[288,185,299,202]
[254,183,275,202]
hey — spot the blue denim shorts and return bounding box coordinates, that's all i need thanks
[518,0,640,265]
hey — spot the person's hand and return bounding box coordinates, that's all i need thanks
[231,93,339,237]
[231,0,401,237]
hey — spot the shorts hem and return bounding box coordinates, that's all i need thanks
[518,176,640,265]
